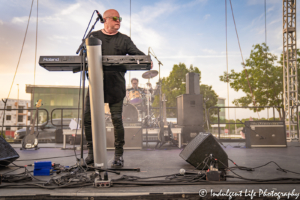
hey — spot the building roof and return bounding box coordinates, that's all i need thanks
[26,85,88,93]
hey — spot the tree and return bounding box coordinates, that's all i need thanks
[219,43,284,119]
[200,84,219,130]
[152,63,219,127]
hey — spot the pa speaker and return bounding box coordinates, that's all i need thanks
[180,133,228,169]
[177,94,203,126]
[0,136,19,167]
[244,121,287,148]
[106,124,142,149]
[186,73,200,95]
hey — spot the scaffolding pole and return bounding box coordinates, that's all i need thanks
[283,0,298,140]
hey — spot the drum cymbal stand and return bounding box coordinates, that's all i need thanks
[146,79,151,124]
[144,79,152,149]
[148,48,164,148]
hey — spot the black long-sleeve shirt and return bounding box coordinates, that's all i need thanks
[89,30,145,104]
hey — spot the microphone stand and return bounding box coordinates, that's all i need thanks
[148,48,164,147]
[76,16,101,54]
[76,16,100,166]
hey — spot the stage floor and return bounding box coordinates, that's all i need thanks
[1,141,300,199]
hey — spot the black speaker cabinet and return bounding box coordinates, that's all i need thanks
[244,121,287,148]
[180,133,228,169]
[177,94,203,126]
[0,136,19,167]
[106,124,142,149]
[181,126,204,143]
[186,73,200,95]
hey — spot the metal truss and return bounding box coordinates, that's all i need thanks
[283,0,298,139]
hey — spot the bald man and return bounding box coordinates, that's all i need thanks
[84,9,145,168]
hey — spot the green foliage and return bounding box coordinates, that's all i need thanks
[219,43,284,119]
[152,63,218,124]
[153,63,200,117]
[0,132,6,139]
[200,84,219,130]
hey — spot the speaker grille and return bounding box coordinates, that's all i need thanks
[0,136,19,166]
[180,133,228,169]
[245,121,287,148]
[180,133,208,161]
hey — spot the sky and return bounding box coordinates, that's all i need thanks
[0,0,296,119]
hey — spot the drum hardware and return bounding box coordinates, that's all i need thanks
[141,70,158,130]
[155,123,178,149]
[142,70,158,79]
[148,48,164,149]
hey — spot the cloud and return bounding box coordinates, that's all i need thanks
[204,14,210,20]
[184,0,207,8]
[133,1,179,24]
[267,6,274,13]
[247,0,278,6]
[11,16,28,24]
[0,20,3,25]
[201,48,216,54]
[60,3,81,15]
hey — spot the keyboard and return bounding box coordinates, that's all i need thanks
[39,55,151,72]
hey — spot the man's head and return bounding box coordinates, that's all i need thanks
[103,9,121,33]
[131,78,139,89]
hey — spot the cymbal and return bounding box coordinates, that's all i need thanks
[142,70,158,79]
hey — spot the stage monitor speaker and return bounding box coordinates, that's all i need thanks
[186,72,200,95]
[180,133,228,169]
[244,121,287,148]
[106,124,142,149]
[0,136,19,167]
[177,94,203,126]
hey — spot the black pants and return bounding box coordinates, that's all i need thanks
[84,90,125,156]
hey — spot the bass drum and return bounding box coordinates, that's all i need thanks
[122,104,139,122]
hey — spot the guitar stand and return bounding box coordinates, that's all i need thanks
[155,138,178,149]
[20,145,40,151]
[155,124,179,149]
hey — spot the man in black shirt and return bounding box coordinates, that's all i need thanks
[84,9,147,167]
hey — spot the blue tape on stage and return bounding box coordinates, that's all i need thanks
[34,161,52,176]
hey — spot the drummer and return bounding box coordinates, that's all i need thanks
[126,78,145,98]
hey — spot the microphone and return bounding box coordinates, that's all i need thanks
[179,168,186,175]
[96,10,104,23]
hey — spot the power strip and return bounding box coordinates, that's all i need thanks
[94,178,112,187]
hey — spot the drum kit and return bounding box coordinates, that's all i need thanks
[105,70,158,125]
[125,70,158,125]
